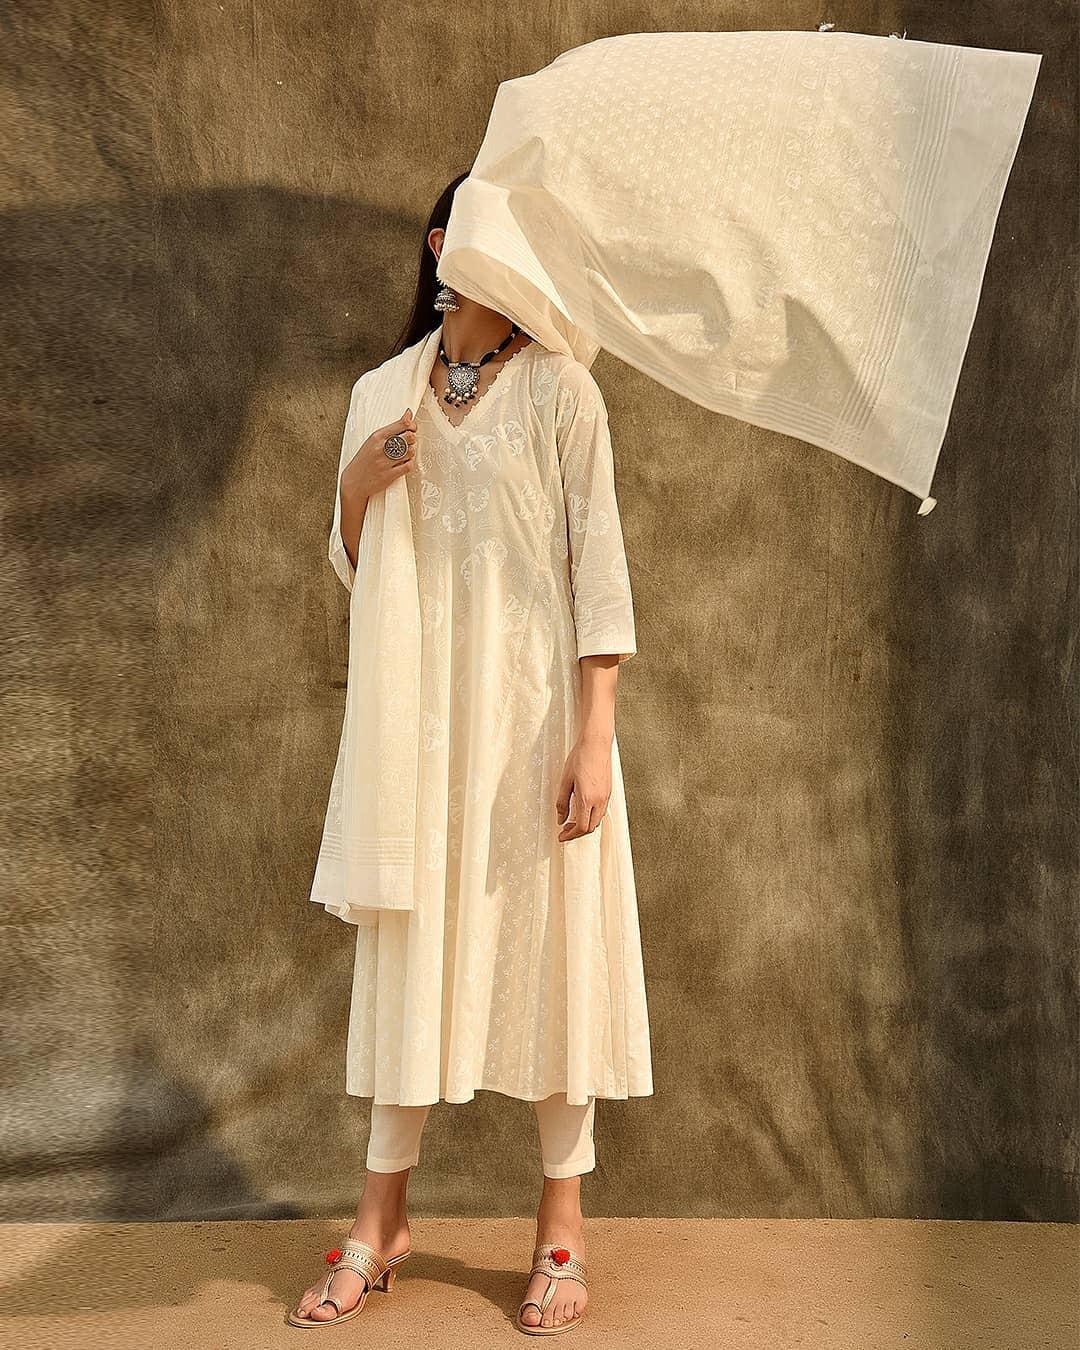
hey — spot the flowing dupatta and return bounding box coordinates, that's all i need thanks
[312,30,1041,925]
[438,30,1041,511]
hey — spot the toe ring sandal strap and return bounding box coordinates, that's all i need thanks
[317,1275,344,1316]
[518,1278,561,1324]
[307,1266,355,1322]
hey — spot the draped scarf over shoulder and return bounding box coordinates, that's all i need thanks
[438,29,1041,508]
[319,328,443,921]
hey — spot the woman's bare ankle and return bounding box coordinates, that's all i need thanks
[348,1169,412,1254]
[535,1176,585,1249]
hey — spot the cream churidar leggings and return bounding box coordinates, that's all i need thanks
[367,1094,596,1179]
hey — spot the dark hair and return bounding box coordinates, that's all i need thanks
[385,171,471,360]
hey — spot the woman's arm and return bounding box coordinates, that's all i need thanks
[552,363,637,841]
[333,406,419,577]
[579,653,619,742]
[556,654,620,841]
[339,487,369,573]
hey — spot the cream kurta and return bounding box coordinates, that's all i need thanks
[342,341,652,1106]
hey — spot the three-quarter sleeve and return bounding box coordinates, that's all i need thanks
[555,362,637,662]
[327,377,367,592]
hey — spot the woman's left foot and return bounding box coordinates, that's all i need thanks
[518,1186,588,1331]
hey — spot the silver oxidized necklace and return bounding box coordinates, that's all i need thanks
[438,322,521,407]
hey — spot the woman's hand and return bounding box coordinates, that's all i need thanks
[555,731,613,841]
[340,408,418,568]
[343,408,418,504]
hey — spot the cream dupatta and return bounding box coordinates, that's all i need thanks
[438,30,1041,509]
[311,327,443,924]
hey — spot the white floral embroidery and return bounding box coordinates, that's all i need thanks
[566,492,590,533]
[567,492,610,537]
[420,710,447,752]
[464,435,493,471]
[497,594,529,633]
[441,507,467,534]
[421,595,444,631]
[475,537,507,563]
[493,419,527,456]
[467,487,490,513]
[533,365,558,406]
[515,480,541,520]
[461,535,509,588]
[420,479,441,519]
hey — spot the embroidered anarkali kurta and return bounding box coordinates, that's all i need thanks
[326,339,653,1106]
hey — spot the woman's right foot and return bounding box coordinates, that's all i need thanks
[292,1212,411,1322]
[519,1178,588,1331]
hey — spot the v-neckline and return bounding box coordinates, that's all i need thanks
[425,336,535,438]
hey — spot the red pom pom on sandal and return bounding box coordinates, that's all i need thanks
[287,1238,410,1328]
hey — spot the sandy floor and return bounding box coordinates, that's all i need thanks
[0,1216,1074,1349]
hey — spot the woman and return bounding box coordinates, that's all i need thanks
[290,173,653,1335]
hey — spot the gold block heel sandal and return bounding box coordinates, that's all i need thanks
[286,1237,409,1328]
[515,1244,588,1336]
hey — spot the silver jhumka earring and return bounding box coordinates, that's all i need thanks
[434,279,460,312]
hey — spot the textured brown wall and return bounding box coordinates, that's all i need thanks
[2,1,1076,1223]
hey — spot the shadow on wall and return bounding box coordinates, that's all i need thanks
[0,1043,317,1319]
[2,185,414,576]
[885,344,1078,1224]
[1,186,420,1227]
[124,1041,298,1223]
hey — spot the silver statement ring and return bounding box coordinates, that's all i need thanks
[383,433,409,461]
